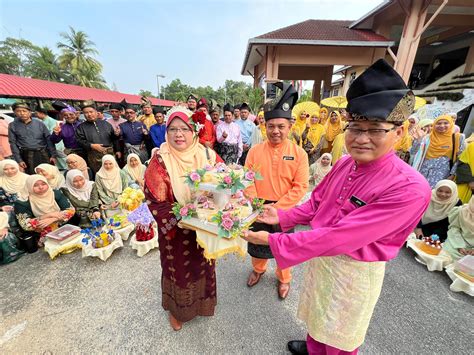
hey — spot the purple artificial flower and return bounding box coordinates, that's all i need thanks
[245,171,255,181]
[179,207,189,216]
[189,172,201,182]
[222,217,234,231]
[223,175,232,185]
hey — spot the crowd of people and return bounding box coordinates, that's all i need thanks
[1,59,473,354]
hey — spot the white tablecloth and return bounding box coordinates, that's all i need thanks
[445,265,474,296]
[81,233,123,261]
[406,239,452,272]
[130,232,159,257]
[44,234,83,260]
[114,223,135,241]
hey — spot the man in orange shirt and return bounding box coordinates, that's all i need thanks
[245,82,309,299]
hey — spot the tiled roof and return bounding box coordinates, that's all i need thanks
[0,74,176,107]
[255,19,390,43]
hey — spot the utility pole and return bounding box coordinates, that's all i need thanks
[156,74,165,98]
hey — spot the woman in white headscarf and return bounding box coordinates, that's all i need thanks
[95,155,128,212]
[309,153,333,187]
[35,163,65,189]
[14,175,75,247]
[444,196,474,261]
[61,169,101,227]
[0,159,29,203]
[414,179,461,242]
[122,153,146,189]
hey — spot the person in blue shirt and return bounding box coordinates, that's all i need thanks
[150,107,166,149]
[118,104,149,163]
[235,103,256,165]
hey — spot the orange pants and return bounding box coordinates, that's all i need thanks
[252,257,292,283]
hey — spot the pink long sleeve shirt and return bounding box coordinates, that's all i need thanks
[268,151,431,269]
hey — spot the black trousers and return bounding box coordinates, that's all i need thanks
[20,148,50,174]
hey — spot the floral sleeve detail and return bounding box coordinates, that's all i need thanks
[16,213,37,231]
[62,208,75,222]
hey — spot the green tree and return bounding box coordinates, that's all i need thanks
[246,87,264,113]
[162,79,192,102]
[138,89,156,98]
[297,89,313,103]
[0,37,37,76]
[57,26,107,88]
[24,46,68,82]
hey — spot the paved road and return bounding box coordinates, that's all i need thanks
[1,237,472,354]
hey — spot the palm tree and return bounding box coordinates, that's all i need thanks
[57,26,106,88]
[25,46,69,82]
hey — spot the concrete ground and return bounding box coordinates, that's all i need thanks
[1,236,473,354]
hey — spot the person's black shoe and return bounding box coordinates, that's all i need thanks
[287,340,308,355]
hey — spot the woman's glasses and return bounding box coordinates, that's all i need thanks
[167,127,192,134]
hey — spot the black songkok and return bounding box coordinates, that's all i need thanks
[346,59,415,124]
[263,82,298,121]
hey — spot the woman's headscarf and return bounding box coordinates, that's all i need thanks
[35,163,65,189]
[325,111,343,142]
[422,179,459,225]
[426,115,460,160]
[0,159,29,200]
[394,120,413,152]
[257,111,267,139]
[418,118,434,128]
[312,153,333,179]
[331,132,346,164]
[96,155,123,194]
[458,196,474,232]
[26,175,60,217]
[319,108,329,125]
[123,153,146,183]
[0,211,9,229]
[306,115,325,148]
[159,113,217,204]
[65,169,94,201]
[66,154,89,181]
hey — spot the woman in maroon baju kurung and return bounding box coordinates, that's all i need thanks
[144,107,218,330]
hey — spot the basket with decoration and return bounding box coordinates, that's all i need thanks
[118,187,145,211]
[174,162,264,260]
[80,218,123,261]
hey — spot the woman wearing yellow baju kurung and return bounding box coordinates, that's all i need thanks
[455,139,474,203]
[301,113,325,165]
[319,107,329,126]
[289,111,308,146]
[394,120,413,163]
[330,131,347,165]
[322,111,343,154]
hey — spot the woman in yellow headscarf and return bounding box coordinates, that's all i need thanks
[412,114,464,188]
[394,120,413,163]
[331,131,347,164]
[455,139,474,203]
[301,112,326,165]
[319,108,329,125]
[289,110,308,146]
[322,111,343,154]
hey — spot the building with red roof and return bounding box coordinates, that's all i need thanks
[0,73,176,107]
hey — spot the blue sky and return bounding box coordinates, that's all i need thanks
[1,0,382,95]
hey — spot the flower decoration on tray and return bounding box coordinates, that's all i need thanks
[210,211,242,239]
[127,203,155,241]
[81,218,120,249]
[118,187,145,211]
[251,197,265,214]
[172,202,197,220]
[183,162,262,192]
[184,168,208,189]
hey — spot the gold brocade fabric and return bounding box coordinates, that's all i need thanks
[298,255,386,351]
